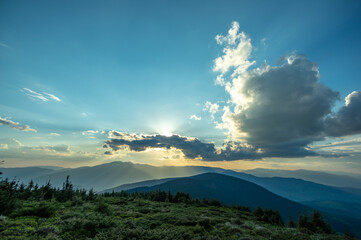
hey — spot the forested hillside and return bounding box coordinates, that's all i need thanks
[0,176,358,240]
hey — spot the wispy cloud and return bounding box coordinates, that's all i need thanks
[190,114,201,121]
[82,130,105,139]
[21,88,61,102]
[43,92,61,102]
[0,42,9,48]
[0,117,37,132]
[203,101,219,119]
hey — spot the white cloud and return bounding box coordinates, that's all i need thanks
[190,115,202,121]
[50,133,61,136]
[21,88,61,102]
[43,92,61,102]
[81,130,105,139]
[82,130,99,136]
[203,101,219,119]
[0,144,8,150]
[345,91,358,106]
[0,117,37,132]
[213,21,255,76]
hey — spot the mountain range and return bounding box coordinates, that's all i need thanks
[1,160,361,236]
[243,168,361,189]
[125,172,361,237]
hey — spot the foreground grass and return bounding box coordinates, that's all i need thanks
[0,196,354,240]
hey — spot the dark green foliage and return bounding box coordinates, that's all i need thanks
[95,197,110,214]
[0,176,351,240]
[0,178,18,215]
[288,216,297,228]
[11,201,56,218]
[298,210,333,234]
[254,206,284,226]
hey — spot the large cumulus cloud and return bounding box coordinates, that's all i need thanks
[211,22,360,158]
[217,55,339,157]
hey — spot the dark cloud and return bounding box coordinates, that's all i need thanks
[104,132,219,160]
[103,131,315,161]
[325,91,361,137]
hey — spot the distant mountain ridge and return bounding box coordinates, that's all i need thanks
[3,161,361,203]
[1,161,223,191]
[243,168,361,189]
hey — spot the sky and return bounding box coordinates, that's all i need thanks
[1,0,361,173]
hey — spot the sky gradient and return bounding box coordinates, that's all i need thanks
[1,0,361,173]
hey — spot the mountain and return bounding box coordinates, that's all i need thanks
[4,162,360,205]
[243,168,361,189]
[127,172,310,221]
[126,173,361,237]
[1,161,223,191]
[101,177,179,193]
[105,169,361,203]
[221,170,361,203]
[104,169,361,221]
[0,167,57,183]
[302,200,361,220]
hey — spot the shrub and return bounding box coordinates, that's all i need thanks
[11,201,56,218]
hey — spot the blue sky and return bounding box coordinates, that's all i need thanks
[1,0,361,172]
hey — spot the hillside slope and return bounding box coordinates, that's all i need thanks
[127,173,310,221]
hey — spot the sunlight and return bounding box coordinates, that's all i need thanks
[160,125,173,137]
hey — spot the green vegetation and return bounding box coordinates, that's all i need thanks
[0,176,358,240]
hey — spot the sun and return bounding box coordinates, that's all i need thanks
[151,119,177,137]
[160,126,173,137]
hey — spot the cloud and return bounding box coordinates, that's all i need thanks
[103,131,289,161]
[82,130,99,135]
[42,144,70,153]
[0,144,8,150]
[50,133,61,136]
[210,22,360,159]
[22,88,61,102]
[190,115,201,121]
[214,22,255,76]
[0,42,9,48]
[82,130,105,139]
[42,92,61,102]
[261,38,267,47]
[0,138,23,149]
[325,91,361,137]
[203,101,219,119]
[0,117,37,132]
